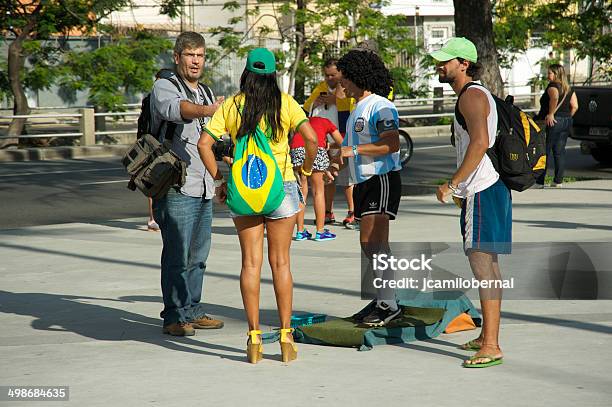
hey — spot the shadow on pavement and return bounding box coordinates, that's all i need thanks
[0,290,245,363]
[394,341,467,361]
[402,209,612,232]
[500,311,612,335]
[0,242,363,298]
[118,295,299,327]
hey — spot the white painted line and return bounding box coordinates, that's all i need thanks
[412,144,582,151]
[414,145,453,151]
[80,179,129,185]
[0,167,123,178]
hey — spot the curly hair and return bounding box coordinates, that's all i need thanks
[336,50,393,97]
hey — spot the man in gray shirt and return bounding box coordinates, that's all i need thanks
[150,31,224,336]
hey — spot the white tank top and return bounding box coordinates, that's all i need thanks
[454,84,499,197]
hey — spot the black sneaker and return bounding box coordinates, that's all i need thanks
[362,302,401,326]
[351,300,377,323]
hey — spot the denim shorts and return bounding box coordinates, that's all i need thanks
[230,181,304,219]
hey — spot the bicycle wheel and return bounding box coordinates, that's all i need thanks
[398,129,414,167]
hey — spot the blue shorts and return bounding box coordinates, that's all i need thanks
[460,179,512,255]
[230,181,304,220]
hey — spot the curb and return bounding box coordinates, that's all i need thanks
[0,125,453,163]
[401,125,451,138]
[0,144,129,162]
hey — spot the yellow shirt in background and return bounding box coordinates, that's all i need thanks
[303,81,393,133]
[303,81,354,114]
[204,93,308,181]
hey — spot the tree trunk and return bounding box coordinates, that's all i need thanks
[3,35,31,148]
[289,37,305,98]
[0,17,41,148]
[293,0,307,102]
[453,0,504,97]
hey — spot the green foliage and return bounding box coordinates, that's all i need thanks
[21,41,68,92]
[436,116,453,126]
[60,31,173,111]
[0,0,189,141]
[207,0,423,96]
[0,60,9,102]
[493,0,612,77]
[223,1,242,11]
[158,0,185,18]
[543,175,599,184]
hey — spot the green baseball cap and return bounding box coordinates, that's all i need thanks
[246,48,276,74]
[429,37,478,63]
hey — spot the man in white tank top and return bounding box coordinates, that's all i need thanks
[431,37,512,368]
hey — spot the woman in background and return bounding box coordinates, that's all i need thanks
[534,64,579,188]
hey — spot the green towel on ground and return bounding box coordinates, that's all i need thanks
[297,305,445,348]
[267,290,481,350]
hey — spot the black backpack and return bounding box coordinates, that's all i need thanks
[454,82,546,191]
[136,76,214,140]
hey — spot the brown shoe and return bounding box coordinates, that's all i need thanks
[191,315,224,329]
[163,322,195,336]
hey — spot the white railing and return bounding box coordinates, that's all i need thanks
[0,109,136,143]
[0,99,541,143]
[0,103,141,111]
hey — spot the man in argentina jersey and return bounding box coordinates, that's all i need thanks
[432,37,511,368]
[336,50,402,327]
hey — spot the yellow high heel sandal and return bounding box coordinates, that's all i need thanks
[279,328,298,363]
[246,329,263,364]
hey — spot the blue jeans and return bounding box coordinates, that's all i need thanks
[537,116,573,185]
[153,188,213,325]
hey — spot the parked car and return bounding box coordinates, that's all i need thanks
[571,86,612,165]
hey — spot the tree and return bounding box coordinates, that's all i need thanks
[0,0,181,147]
[453,0,505,97]
[207,0,422,102]
[60,31,172,112]
[493,0,612,83]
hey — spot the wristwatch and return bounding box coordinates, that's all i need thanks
[448,180,459,194]
[352,145,359,157]
[213,177,226,188]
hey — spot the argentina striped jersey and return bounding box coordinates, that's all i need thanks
[342,94,401,184]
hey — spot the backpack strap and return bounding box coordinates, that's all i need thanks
[172,75,214,105]
[198,83,214,105]
[552,86,569,116]
[158,77,183,142]
[451,82,500,174]
[454,81,479,132]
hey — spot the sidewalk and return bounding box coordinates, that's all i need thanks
[0,181,611,406]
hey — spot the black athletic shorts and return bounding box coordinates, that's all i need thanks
[353,170,401,220]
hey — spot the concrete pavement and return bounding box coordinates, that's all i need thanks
[0,180,611,406]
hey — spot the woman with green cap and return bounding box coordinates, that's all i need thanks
[197,47,318,364]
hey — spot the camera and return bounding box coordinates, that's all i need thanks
[212,138,234,161]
